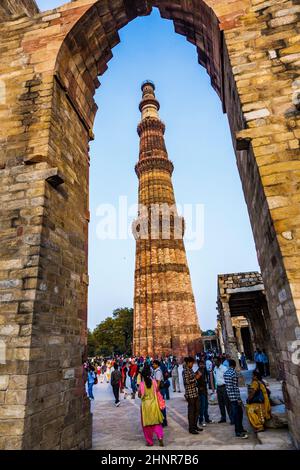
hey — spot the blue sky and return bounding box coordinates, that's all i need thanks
[37,1,260,331]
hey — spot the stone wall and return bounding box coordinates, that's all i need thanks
[0,0,39,20]
[0,0,300,449]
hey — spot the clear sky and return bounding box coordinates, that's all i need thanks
[37,1,260,331]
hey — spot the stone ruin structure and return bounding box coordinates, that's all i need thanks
[0,0,300,450]
[133,81,202,358]
[217,272,277,374]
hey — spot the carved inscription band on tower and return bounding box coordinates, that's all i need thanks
[133,81,202,358]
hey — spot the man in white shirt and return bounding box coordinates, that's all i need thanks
[205,356,215,392]
[152,360,163,386]
[214,357,233,424]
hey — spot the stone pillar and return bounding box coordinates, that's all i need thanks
[249,305,280,376]
[247,319,257,355]
[261,294,279,378]
[220,296,240,365]
[217,319,225,353]
[219,297,244,385]
[235,326,244,353]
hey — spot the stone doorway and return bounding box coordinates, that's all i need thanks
[0,0,300,450]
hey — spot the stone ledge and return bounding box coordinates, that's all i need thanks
[255,428,294,449]
[226,284,264,294]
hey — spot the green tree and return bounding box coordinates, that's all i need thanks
[90,307,133,356]
[112,307,133,354]
[93,317,116,356]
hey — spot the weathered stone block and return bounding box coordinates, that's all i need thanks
[9,375,28,390]
[0,375,9,391]
[5,390,27,405]
[0,324,19,336]
[0,405,25,419]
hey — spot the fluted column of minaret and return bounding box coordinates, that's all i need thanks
[133,81,202,358]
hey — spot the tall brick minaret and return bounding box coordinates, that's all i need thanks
[133,81,202,358]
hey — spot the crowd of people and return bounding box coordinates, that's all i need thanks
[83,350,272,447]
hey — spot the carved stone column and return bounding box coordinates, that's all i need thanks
[235,326,244,353]
[220,295,240,365]
[261,294,279,378]
[217,319,225,354]
[247,319,257,356]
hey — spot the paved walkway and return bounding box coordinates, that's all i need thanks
[90,367,293,450]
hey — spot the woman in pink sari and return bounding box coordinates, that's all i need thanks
[138,366,164,447]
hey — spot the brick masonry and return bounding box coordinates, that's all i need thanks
[0,0,300,449]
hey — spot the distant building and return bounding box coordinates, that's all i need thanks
[201,329,219,352]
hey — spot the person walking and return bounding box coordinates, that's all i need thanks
[224,360,248,439]
[241,352,248,370]
[99,362,106,383]
[120,361,128,392]
[171,359,181,392]
[214,357,233,424]
[138,366,164,447]
[197,360,213,427]
[152,360,168,426]
[261,349,270,377]
[129,359,139,398]
[87,366,96,400]
[254,349,264,377]
[160,360,170,400]
[106,361,111,383]
[111,363,122,407]
[182,357,203,434]
[205,355,214,390]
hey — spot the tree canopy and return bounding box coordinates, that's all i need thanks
[87,307,133,357]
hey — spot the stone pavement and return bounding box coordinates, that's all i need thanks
[90,368,294,450]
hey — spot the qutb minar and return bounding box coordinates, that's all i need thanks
[133,81,202,358]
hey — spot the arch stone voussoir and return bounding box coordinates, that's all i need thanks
[0,0,300,450]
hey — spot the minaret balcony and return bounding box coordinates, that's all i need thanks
[137,118,165,136]
[135,157,174,177]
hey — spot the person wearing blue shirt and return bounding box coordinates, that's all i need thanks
[224,360,248,439]
[214,357,233,424]
[241,352,248,370]
[261,349,270,377]
[254,349,264,377]
[87,367,96,400]
[160,360,170,400]
[222,355,230,369]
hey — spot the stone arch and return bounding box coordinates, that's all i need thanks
[0,0,300,450]
[53,0,225,134]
